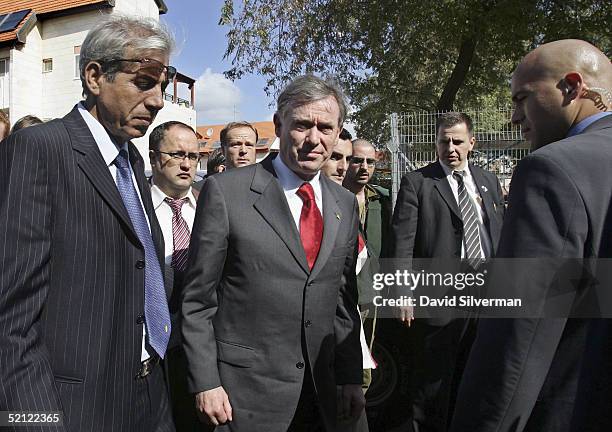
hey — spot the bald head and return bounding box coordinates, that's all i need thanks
[511,39,612,149]
[517,39,611,86]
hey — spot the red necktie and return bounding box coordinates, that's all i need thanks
[358,232,366,253]
[296,183,323,270]
[165,197,191,271]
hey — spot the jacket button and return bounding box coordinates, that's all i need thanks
[305,320,312,328]
[136,315,145,324]
[307,281,314,286]
[135,260,145,269]
[296,361,305,369]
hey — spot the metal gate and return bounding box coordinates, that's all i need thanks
[387,108,530,206]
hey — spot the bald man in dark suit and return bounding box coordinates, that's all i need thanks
[451,39,612,432]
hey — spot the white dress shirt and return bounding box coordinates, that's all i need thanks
[78,103,153,361]
[439,161,493,259]
[272,154,324,229]
[150,183,197,265]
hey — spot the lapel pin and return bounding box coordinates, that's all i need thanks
[336,213,341,220]
[481,185,488,192]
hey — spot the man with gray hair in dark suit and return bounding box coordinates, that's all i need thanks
[0,15,176,432]
[182,74,365,431]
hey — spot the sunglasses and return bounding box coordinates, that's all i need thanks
[349,156,377,166]
[101,58,177,90]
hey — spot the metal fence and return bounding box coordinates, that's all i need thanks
[387,108,530,206]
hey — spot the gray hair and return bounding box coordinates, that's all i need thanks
[79,14,175,97]
[276,75,347,126]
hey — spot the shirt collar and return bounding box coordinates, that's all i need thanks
[272,153,322,199]
[78,103,128,166]
[567,112,612,138]
[438,159,472,180]
[150,182,196,211]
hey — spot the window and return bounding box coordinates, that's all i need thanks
[74,45,80,79]
[42,58,52,73]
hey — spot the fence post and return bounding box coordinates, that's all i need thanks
[387,113,400,209]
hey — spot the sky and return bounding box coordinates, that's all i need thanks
[160,0,276,127]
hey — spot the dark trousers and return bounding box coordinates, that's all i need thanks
[133,360,175,432]
[166,347,213,432]
[411,317,478,432]
[287,368,325,432]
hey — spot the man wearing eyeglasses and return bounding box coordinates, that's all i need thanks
[342,139,391,414]
[0,15,176,432]
[148,121,204,432]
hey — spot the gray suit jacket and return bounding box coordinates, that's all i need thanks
[181,155,363,432]
[450,114,612,432]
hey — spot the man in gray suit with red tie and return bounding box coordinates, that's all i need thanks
[182,74,365,431]
[0,15,175,432]
[451,39,612,432]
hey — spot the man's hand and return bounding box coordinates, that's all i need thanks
[195,386,233,426]
[395,305,414,327]
[337,383,366,421]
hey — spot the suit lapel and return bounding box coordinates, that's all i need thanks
[310,176,342,280]
[432,163,461,219]
[470,164,494,221]
[252,158,310,275]
[63,107,138,242]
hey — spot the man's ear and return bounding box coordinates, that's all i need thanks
[83,61,105,97]
[149,150,157,167]
[273,112,282,137]
[563,72,584,100]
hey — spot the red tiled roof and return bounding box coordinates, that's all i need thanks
[0,0,109,15]
[0,1,111,44]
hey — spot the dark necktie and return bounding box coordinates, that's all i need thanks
[296,182,323,270]
[114,149,170,358]
[453,170,484,269]
[165,197,191,272]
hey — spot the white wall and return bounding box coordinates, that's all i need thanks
[113,0,160,19]
[132,101,197,170]
[41,9,113,120]
[10,22,43,124]
[0,47,10,111]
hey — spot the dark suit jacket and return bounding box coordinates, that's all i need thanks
[0,107,168,432]
[389,161,504,263]
[450,114,612,432]
[181,155,363,432]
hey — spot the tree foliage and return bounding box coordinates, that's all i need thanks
[220,0,610,142]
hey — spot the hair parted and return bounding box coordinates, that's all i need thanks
[207,148,226,173]
[220,121,259,148]
[11,115,44,134]
[149,121,196,151]
[276,75,347,126]
[435,112,474,137]
[79,14,175,97]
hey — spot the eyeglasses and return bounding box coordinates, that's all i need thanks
[101,58,177,90]
[156,150,201,163]
[349,156,377,166]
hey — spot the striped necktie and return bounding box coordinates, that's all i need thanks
[453,170,483,269]
[165,197,191,271]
